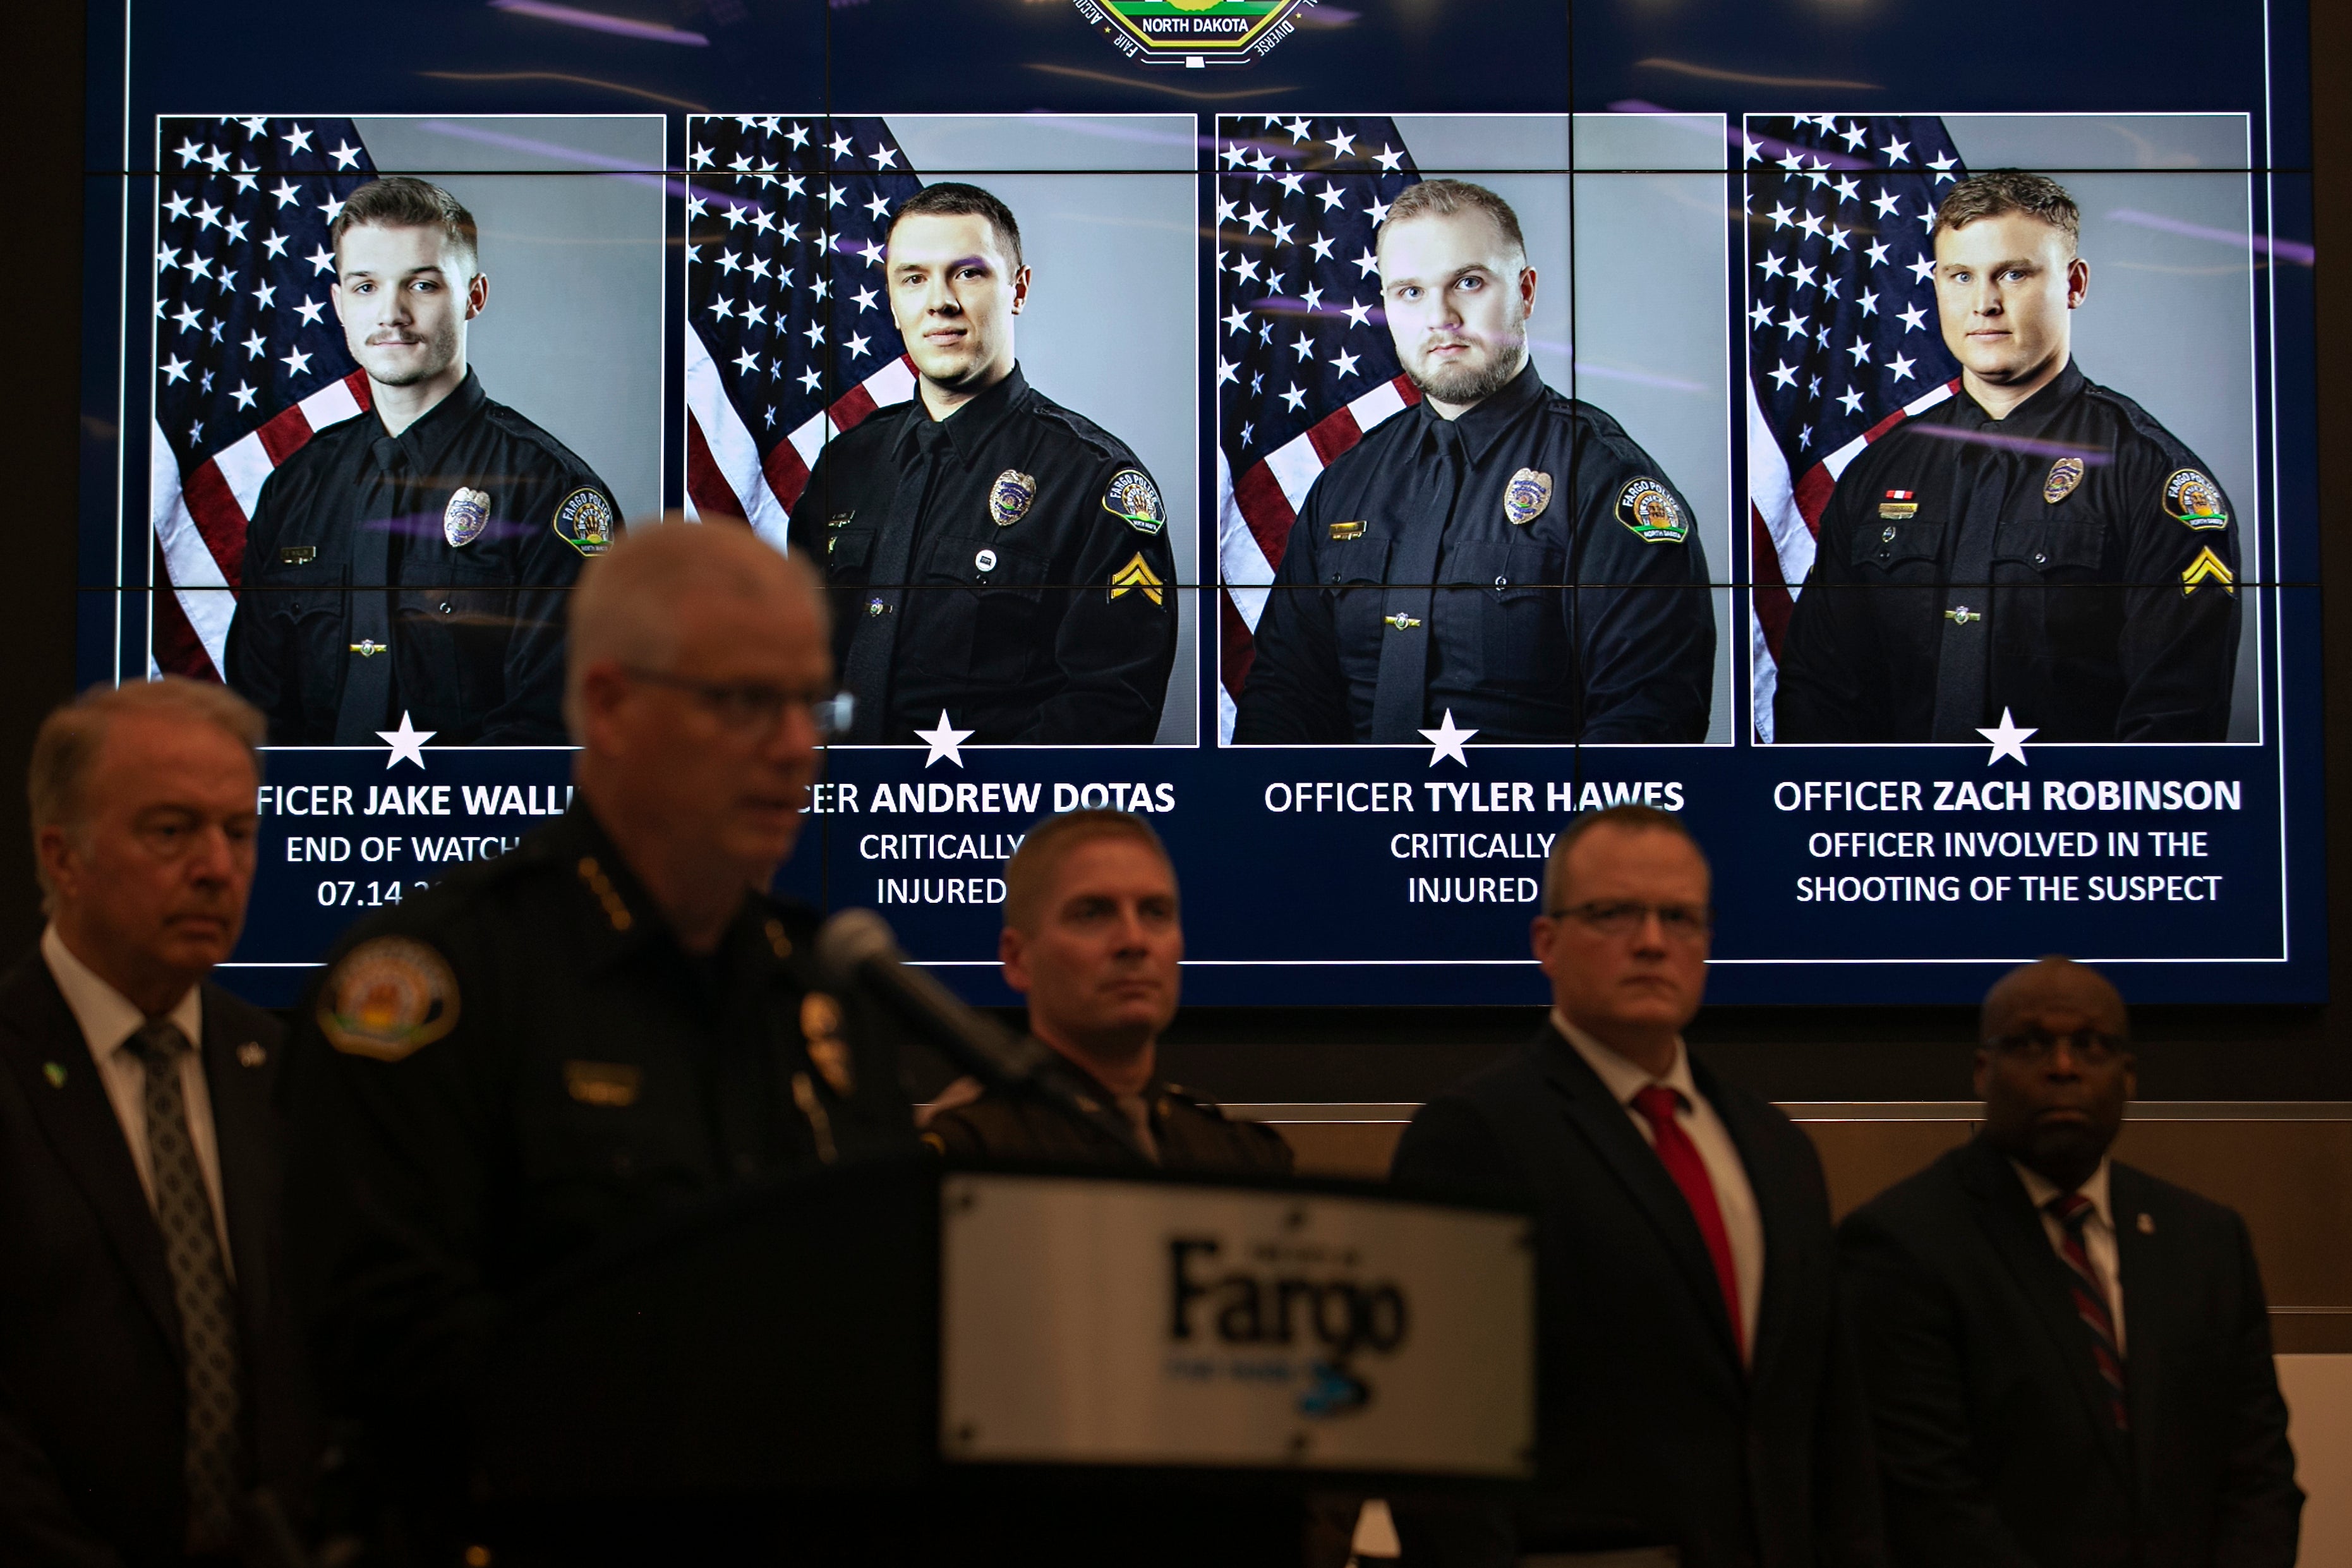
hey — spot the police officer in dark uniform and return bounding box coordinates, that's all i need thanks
[787,183,1176,746]
[923,811,1290,1173]
[282,522,914,1541]
[1235,180,1715,745]
[1775,171,2241,743]
[226,176,618,747]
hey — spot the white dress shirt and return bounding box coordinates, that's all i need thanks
[40,925,234,1270]
[1553,1010,1765,1361]
[2013,1156,2125,1355]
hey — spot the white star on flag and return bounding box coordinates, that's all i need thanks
[1976,708,2037,766]
[377,711,437,769]
[914,711,975,768]
[1418,710,1478,768]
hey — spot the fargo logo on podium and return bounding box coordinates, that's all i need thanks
[1072,0,1318,68]
[1167,1236,1409,1416]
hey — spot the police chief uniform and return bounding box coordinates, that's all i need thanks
[923,1064,1293,1173]
[787,365,1177,745]
[1234,362,1716,744]
[1775,361,2241,743]
[280,805,916,1526]
[227,370,617,747]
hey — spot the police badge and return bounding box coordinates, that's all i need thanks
[989,470,1035,529]
[1615,478,1689,545]
[2164,469,2230,531]
[442,486,492,547]
[1503,468,1553,527]
[554,487,616,556]
[1102,469,1166,535]
[2043,457,2085,505]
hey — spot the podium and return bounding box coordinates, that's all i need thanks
[472,1158,1533,1565]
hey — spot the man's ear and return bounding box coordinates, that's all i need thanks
[2066,255,2089,310]
[1972,1049,1992,1102]
[1008,265,1032,318]
[35,825,78,908]
[466,272,489,322]
[999,923,1032,996]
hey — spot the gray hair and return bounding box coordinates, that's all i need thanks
[29,678,266,911]
[562,515,826,740]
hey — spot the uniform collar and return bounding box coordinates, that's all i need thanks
[39,923,203,1060]
[373,367,487,474]
[553,802,782,973]
[1416,358,1544,469]
[1951,356,2085,438]
[895,362,1031,467]
[1549,1009,1698,1110]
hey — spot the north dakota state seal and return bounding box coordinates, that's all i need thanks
[1076,0,1316,67]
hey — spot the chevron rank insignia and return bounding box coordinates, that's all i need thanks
[2180,546,2235,597]
[1109,553,1164,605]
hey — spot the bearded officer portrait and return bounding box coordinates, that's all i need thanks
[1233,179,1716,745]
[786,183,1177,746]
[226,176,620,747]
[1774,171,2242,743]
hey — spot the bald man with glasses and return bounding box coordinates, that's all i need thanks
[283,519,917,1548]
[1391,805,1881,1568]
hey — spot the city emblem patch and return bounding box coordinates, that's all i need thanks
[553,487,616,556]
[443,486,492,548]
[318,937,460,1063]
[1615,478,1688,545]
[2164,469,2229,531]
[1102,469,1166,534]
[2043,457,2085,505]
[1503,468,1553,527]
[989,469,1036,529]
[1080,0,1315,68]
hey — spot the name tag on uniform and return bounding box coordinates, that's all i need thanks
[278,546,317,565]
[1328,520,1366,541]
[564,1060,642,1107]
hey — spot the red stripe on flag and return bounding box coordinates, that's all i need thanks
[1306,406,1363,467]
[1751,504,1793,661]
[1231,459,1298,572]
[685,411,748,523]
[828,383,879,434]
[253,402,315,467]
[1392,373,1421,406]
[178,459,251,588]
[150,540,218,681]
[1792,459,1836,531]
[763,437,811,517]
[346,368,373,411]
[1860,404,1910,445]
[1219,586,1258,704]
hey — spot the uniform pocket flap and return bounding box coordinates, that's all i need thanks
[1994,519,2106,572]
[1848,518,1946,568]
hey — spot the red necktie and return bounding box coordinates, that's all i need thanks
[2046,1193,2129,1431]
[1631,1084,1744,1353]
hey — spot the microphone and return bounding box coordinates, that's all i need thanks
[816,909,1054,1089]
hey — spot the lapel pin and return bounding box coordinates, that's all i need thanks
[236,1041,267,1068]
[2137,1212,2155,1235]
[41,1061,66,1089]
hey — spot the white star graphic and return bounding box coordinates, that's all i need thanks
[1332,347,1361,379]
[1888,353,1917,382]
[1977,708,2037,766]
[280,346,313,376]
[1418,710,1477,768]
[1897,302,1927,332]
[1279,383,1306,412]
[296,296,325,326]
[1881,137,1911,164]
[845,332,872,358]
[914,711,975,768]
[280,124,312,154]
[1342,299,1374,329]
[377,711,436,769]
[160,354,191,385]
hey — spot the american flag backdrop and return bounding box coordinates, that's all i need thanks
[1214,115,1423,743]
[1747,114,1968,740]
[682,116,925,547]
[148,118,378,680]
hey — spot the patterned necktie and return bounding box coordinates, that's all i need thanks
[128,1020,246,1553]
[1630,1084,1744,1354]
[2046,1192,2129,1432]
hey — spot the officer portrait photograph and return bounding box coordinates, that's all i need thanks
[1217,114,1734,748]
[687,114,1197,746]
[1752,114,2262,744]
[146,114,662,747]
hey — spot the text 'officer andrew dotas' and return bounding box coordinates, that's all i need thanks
[787,183,1178,746]
[226,176,620,747]
[1235,179,1716,745]
[1775,170,2243,744]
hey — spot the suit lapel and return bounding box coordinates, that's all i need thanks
[0,958,183,1358]
[1955,1138,2131,1480]
[2109,1162,2166,1477]
[1536,1028,1746,1385]
[203,984,279,1339]
[1696,1059,1795,1387]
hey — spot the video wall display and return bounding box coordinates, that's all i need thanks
[80,0,2321,1006]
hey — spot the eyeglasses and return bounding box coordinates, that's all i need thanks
[1546,900,1713,941]
[619,666,854,741]
[1986,1028,2126,1066]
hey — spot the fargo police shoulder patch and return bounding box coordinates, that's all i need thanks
[1615,478,1688,545]
[2164,469,2229,531]
[318,937,460,1062]
[553,488,617,556]
[1101,469,1165,535]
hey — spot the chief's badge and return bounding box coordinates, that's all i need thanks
[2164,469,2230,531]
[553,487,616,557]
[1109,553,1165,606]
[318,937,460,1062]
[1102,469,1166,535]
[443,486,492,547]
[2042,457,2085,505]
[800,992,855,1096]
[1503,468,1553,527]
[988,470,1035,529]
[1615,478,1689,545]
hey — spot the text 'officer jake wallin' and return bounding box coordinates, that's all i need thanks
[227,176,620,748]
[788,183,1178,746]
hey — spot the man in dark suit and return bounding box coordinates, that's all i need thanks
[0,679,310,1566]
[1838,957,2301,1567]
[1391,805,1882,1568]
